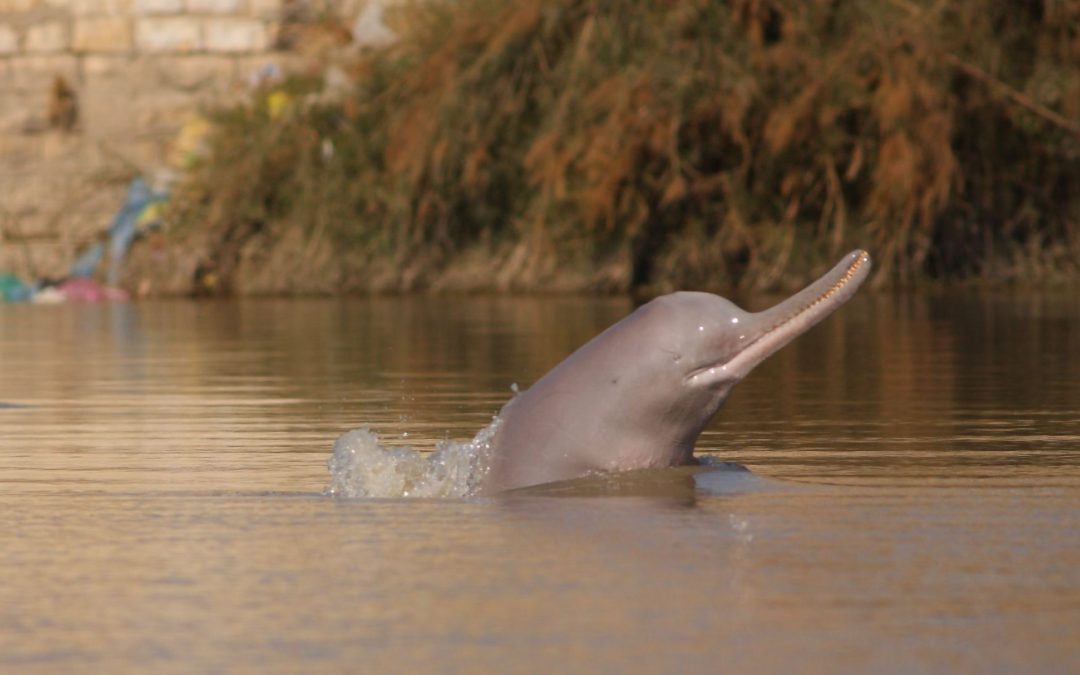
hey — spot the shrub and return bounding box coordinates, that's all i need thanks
[170,0,1080,293]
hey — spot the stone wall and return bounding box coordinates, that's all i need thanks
[0,0,351,282]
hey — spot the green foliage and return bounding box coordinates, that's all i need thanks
[174,0,1080,293]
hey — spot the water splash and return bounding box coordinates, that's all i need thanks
[325,419,500,498]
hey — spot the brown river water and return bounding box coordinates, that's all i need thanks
[1,293,1078,672]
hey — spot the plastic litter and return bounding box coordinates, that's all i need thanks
[2,177,166,304]
[57,278,129,303]
[105,178,167,285]
[0,273,32,303]
[67,177,167,286]
[30,287,64,304]
[68,242,104,279]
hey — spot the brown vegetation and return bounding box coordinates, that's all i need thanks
[143,0,1080,295]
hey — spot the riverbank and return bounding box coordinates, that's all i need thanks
[126,0,1080,295]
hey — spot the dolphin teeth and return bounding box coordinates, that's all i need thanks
[690,250,870,384]
[765,249,869,336]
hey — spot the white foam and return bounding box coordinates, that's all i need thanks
[324,419,500,498]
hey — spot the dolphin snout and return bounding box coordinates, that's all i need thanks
[695,250,871,385]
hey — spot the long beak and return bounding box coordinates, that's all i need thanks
[723,249,872,379]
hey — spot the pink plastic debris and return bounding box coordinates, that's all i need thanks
[56,278,129,302]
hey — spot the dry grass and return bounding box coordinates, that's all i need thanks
[157,0,1080,294]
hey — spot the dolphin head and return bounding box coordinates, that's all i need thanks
[484,250,872,492]
[682,249,870,391]
[628,250,872,414]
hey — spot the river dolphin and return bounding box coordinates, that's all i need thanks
[483,250,871,493]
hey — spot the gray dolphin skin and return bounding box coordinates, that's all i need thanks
[483,249,872,493]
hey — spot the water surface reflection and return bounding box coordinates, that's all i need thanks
[1,292,1077,671]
